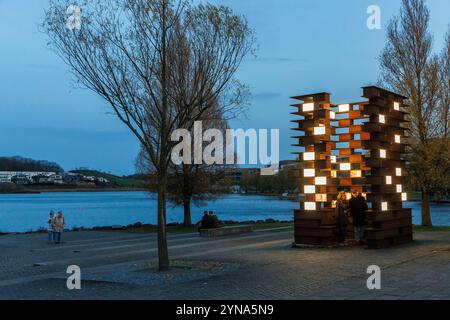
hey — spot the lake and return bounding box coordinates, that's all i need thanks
[0,192,449,233]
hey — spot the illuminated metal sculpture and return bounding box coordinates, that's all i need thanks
[291,86,413,248]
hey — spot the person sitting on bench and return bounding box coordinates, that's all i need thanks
[209,211,219,229]
[199,211,212,230]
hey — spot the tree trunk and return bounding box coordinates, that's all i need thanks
[421,191,432,227]
[183,198,192,226]
[157,0,170,272]
[157,176,170,271]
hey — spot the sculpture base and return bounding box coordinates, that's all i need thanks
[294,208,413,249]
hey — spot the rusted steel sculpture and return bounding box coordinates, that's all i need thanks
[291,86,413,248]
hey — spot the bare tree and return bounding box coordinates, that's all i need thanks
[439,29,450,138]
[43,0,255,270]
[378,0,449,226]
[136,106,234,227]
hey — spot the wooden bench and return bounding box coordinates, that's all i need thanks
[199,225,253,237]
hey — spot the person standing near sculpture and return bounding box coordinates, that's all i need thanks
[349,190,368,245]
[335,191,349,245]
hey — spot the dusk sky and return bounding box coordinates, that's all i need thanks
[0,0,449,175]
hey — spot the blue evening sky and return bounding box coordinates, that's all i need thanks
[0,0,448,175]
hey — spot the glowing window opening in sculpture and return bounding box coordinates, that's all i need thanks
[315,177,327,185]
[304,185,316,194]
[304,202,316,211]
[338,104,350,112]
[303,103,314,112]
[303,152,315,161]
[304,169,315,177]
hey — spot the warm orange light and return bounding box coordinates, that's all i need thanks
[351,170,362,178]
[315,194,327,202]
[331,170,337,178]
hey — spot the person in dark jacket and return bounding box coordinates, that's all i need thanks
[209,211,219,229]
[349,190,368,244]
[200,211,211,230]
[335,191,349,245]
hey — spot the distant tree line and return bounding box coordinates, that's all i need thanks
[0,156,63,173]
[240,166,299,195]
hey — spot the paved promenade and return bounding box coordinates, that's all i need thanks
[0,228,449,300]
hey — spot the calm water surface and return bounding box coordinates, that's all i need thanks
[0,192,449,232]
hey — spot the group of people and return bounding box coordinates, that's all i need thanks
[335,190,368,245]
[47,211,66,244]
[199,211,219,230]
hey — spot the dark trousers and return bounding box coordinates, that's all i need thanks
[336,223,347,243]
[54,232,62,244]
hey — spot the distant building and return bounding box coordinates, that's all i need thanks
[0,173,12,183]
[11,174,32,185]
[62,172,83,184]
[32,174,52,185]
[83,176,96,182]
[0,171,56,184]
[48,174,64,185]
[96,177,110,184]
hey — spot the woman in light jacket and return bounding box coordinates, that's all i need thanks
[53,211,66,244]
[335,191,349,245]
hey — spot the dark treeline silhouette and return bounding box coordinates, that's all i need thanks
[240,166,299,195]
[0,156,63,173]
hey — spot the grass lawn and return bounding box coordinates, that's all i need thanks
[413,225,450,232]
[111,222,449,234]
[119,222,294,234]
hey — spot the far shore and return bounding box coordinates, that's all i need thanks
[0,187,147,194]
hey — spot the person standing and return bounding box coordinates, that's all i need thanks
[53,211,66,244]
[349,190,368,245]
[335,191,349,245]
[47,211,55,243]
[200,211,211,230]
